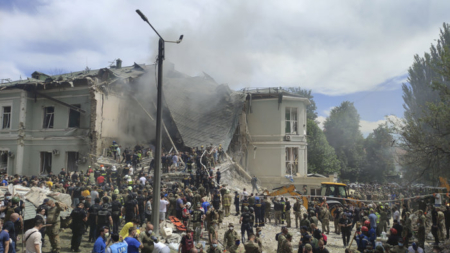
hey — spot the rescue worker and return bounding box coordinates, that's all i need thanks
[207,239,222,253]
[402,212,412,247]
[294,198,302,228]
[240,206,252,243]
[228,239,245,253]
[191,204,204,243]
[255,227,263,250]
[46,200,67,253]
[334,206,341,235]
[276,226,288,253]
[124,195,138,223]
[223,190,232,217]
[241,196,249,212]
[224,223,238,250]
[254,197,262,227]
[391,237,407,253]
[208,219,219,248]
[281,233,293,253]
[280,197,286,225]
[70,202,87,252]
[309,210,319,228]
[356,226,370,252]
[97,197,113,232]
[139,222,156,253]
[300,213,310,229]
[110,194,122,234]
[88,198,101,242]
[108,233,128,253]
[234,191,240,216]
[413,213,425,249]
[212,190,221,211]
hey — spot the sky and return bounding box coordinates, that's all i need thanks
[0,0,449,135]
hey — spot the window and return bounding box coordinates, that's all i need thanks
[43,107,54,129]
[2,106,11,129]
[285,107,298,134]
[285,147,299,175]
[68,105,81,128]
[40,152,52,174]
[67,152,79,171]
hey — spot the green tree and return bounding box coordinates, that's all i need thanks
[286,87,318,120]
[323,101,365,181]
[360,124,396,183]
[307,119,341,175]
[392,23,450,184]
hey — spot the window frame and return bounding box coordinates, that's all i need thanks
[68,104,81,128]
[285,147,299,176]
[1,106,11,129]
[43,106,55,129]
[285,107,298,135]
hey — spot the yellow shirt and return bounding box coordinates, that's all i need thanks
[46,181,53,188]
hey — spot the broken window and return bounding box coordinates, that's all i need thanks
[67,152,79,172]
[40,152,52,174]
[285,107,298,134]
[2,106,11,129]
[68,105,81,128]
[43,107,54,129]
[285,147,299,175]
[0,151,7,173]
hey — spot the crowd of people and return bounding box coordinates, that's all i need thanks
[0,142,448,253]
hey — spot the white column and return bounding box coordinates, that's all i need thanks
[15,90,27,175]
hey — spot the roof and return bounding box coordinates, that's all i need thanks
[163,74,245,151]
[241,87,311,104]
[321,182,347,186]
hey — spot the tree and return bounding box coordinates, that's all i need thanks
[307,119,341,175]
[286,87,318,120]
[360,124,396,183]
[323,101,365,181]
[392,23,450,184]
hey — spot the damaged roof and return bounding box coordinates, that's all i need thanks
[163,75,245,151]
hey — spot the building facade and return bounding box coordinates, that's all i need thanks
[243,88,311,187]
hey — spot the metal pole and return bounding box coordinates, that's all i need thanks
[151,38,164,235]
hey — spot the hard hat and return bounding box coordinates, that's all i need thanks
[112,166,117,171]
[364,220,371,226]
[12,196,20,204]
[128,186,132,190]
[114,189,119,194]
[249,207,254,213]
[390,228,397,235]
[186,202,191,208]
[100,165,104,167]
[361,226,368,232]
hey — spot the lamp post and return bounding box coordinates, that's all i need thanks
[136,9,183,235]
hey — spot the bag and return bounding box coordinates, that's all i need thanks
[275,232,282,241]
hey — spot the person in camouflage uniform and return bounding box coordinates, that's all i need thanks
[223,223,239,250]
[280,233,293,253]
[293,199,302,228]
[228,239,245,253]
[208,219,219,246]
[223,190,232,217]
[46,200,67,253]
[264,197,271,224]
[320,206,331,234]
[207,239,222,253]
[244,234,261,253]
[300,213,310,229]
[276,227,288,253]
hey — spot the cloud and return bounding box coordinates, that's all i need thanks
[0,1,449,95]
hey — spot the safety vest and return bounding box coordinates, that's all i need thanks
[109,242,127,253]
[376,212,380,224]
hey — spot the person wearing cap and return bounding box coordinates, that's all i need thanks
[223,223,238,250]
[304,243,313,253]
[208,219,219,247]
[244,234,261,253]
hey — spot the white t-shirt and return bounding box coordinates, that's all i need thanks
[24,228,42,253]
[139,177,146,185]
[152,242,170,253]
[408,246,424,253]
[435,193,442,205]
[129,167,134,175]
[393,210,400,221]
[160,199,169,212]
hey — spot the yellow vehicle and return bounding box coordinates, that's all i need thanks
[320,182,361,218]
[263,185,309,209]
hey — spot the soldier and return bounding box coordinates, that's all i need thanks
[320,206,331,234]
[280,197,286,225]
[281,233,293,253]
[402,211,412,247]
[223,190,232,217]
[217,209,224,228]
[276,227,287,253]
[309,210,319,229]
[334,206,342,235]
[272,197,282,225]
[224,223,239,250]
[207,239,222,253]
[168,193,176,217]
[294,199,302,228]
[234,191,240,216]
[285,198,292,227]
[244,234,261,253]
[46,200,67,253]
[414,215,425,249]
[228,239,245,253]
[264,196,271,225]
[139,222,156,253]
[70,202,87,252]
[255,227,263,250]
[241,196,249,211]
[191,204,204,243]
[300,213,311,229]
[437,207,445,242]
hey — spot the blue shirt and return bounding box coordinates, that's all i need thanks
[201,202,210,213]
[1,180,7,186]
[176,198,183,211]
[0,230,10,253]
[369,213,378,228]
[124,237,140,253]
[93,236,106,253]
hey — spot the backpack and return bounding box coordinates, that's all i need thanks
[97,205,109,225]
[275,232,282,241]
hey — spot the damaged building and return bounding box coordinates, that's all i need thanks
[0,60,318,188]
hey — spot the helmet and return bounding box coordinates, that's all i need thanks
[249,207,254,213]
[390,228,397,235]
[100,165,104,167]
[361,226,368,232]
[244,206,249,211]
[128,186,132,191]
[186,202,191,208]
[113,141,116,144]
[114,189,119,194]
[12,196,20,204]
[364,220,371,226]
[112,166,117,171]
[380,206,384,209]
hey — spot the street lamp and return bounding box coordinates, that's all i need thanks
[136,9,183,235]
